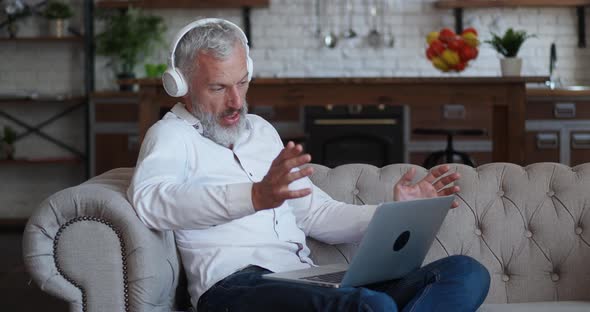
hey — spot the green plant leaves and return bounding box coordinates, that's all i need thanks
[485,28,535,58]
[95,8,167,74]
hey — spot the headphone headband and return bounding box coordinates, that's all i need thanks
[163,18,253,97]
[167,18,249,69]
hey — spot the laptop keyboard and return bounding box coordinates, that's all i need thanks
[300,270,347,284]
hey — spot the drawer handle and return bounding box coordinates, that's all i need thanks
[128,135,139,151]
[442,104,465,120]
[572,133,590,149]
[536,133,558,149]
[314,119,397,125]
[553,103,576,118]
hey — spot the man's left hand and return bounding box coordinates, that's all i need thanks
[393,165,461,208]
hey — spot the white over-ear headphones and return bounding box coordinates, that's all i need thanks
[162,18,254,98]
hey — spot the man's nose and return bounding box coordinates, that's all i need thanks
[226,85,242,109]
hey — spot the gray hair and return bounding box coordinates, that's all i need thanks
[174,20,248,85]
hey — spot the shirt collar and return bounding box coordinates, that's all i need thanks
[171,103,204,134]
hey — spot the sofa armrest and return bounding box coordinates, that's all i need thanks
[22,168,185,312]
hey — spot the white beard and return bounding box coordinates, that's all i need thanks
[190,100,248,148]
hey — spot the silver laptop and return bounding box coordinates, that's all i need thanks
[263,195,454,288]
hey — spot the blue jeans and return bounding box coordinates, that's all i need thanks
[197,255,490,312]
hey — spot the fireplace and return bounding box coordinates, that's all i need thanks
[304,105,406,168]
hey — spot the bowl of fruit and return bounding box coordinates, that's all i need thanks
[426,27,480,73]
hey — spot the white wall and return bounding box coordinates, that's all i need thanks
[0,0,589,217]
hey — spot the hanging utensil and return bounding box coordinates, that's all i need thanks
[342,0,357,39]
[315,0,321,38]
[323,0,338,48]
[367,0,382,48]
[385,0,395,47]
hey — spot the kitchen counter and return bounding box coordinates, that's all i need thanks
[527,87,590,98]
[132,76,548,165]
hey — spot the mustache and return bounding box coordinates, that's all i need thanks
[218,106,246,119]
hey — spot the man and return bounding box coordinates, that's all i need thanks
[128,18,490,312]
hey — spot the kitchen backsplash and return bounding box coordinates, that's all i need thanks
[1,0,589,94]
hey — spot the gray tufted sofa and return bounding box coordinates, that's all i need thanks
[23,162,590,312]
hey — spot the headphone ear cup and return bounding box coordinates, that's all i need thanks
[162,68,188,97]
[247,55,254,81]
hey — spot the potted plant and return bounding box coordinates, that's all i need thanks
[0,125,16,160]
[42,0,73,38]
[2,0,32,38]
[96,8,166,91]
[486,28,535,76]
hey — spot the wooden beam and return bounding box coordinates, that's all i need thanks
[96,0,269,9]
[435,0,590,9]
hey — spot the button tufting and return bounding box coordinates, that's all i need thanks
[353,189,360,195]
[525,230,533,238]
[474,228,482,236]
[502,274,510,282]
[497,190,504,196]
[576,227,583,235]
[551,273,560,282]
[547,191,555,196]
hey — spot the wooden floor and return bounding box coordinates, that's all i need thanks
[0,230,68,311]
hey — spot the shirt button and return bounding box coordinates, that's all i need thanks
[575,227,583,235]
[525,230,533,238]
[474,228,482,236]
[275,220,278,225]
[551,273,560,282]
[502,274,510,282]
[249,172,253,176]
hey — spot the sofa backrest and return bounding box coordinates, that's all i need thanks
[307,162,590,304]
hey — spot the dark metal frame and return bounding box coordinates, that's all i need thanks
[0,0,95,178]
[450,6,587,48]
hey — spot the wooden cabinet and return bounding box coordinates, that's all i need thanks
[135,77,546,166]
[90,93,140,176]
[525,93,590,166]
[571,131,590,166]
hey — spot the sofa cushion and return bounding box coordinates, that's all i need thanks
[308,163,590,305]
[478,301,590,312]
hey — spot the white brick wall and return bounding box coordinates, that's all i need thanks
[1,0,590,217]
[2,0,588,93]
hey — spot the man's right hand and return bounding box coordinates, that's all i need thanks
[252,141,314,211]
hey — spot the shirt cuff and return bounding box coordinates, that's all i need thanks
[227,182,256,219]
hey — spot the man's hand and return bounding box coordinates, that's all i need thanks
[252,141,314,211]
[394,165,461,208]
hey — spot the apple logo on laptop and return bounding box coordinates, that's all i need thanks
[393,230,411,252]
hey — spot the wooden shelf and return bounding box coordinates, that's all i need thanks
[0,36,84,42]
[0,96,86,105]
[435,0,590,8]
[435,1,589,48]
[96,0,269,9]
[0,157,84,165]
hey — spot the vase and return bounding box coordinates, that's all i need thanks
[500,57,522,76]
[7,22,18,38]
[117,72,136,92]
[49,19,68,38]
[0,142,15,160]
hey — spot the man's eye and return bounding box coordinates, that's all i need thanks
[239,80,248,86]
[211,87,224,92]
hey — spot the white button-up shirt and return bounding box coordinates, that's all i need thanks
[128,103,378,307]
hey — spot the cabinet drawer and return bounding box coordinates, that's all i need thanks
[409,151,492,167]
[410,103,491,141]
[527,100,590,120]
[95,102,139,123]
[524,131,560,164]
[571,131,590,166]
